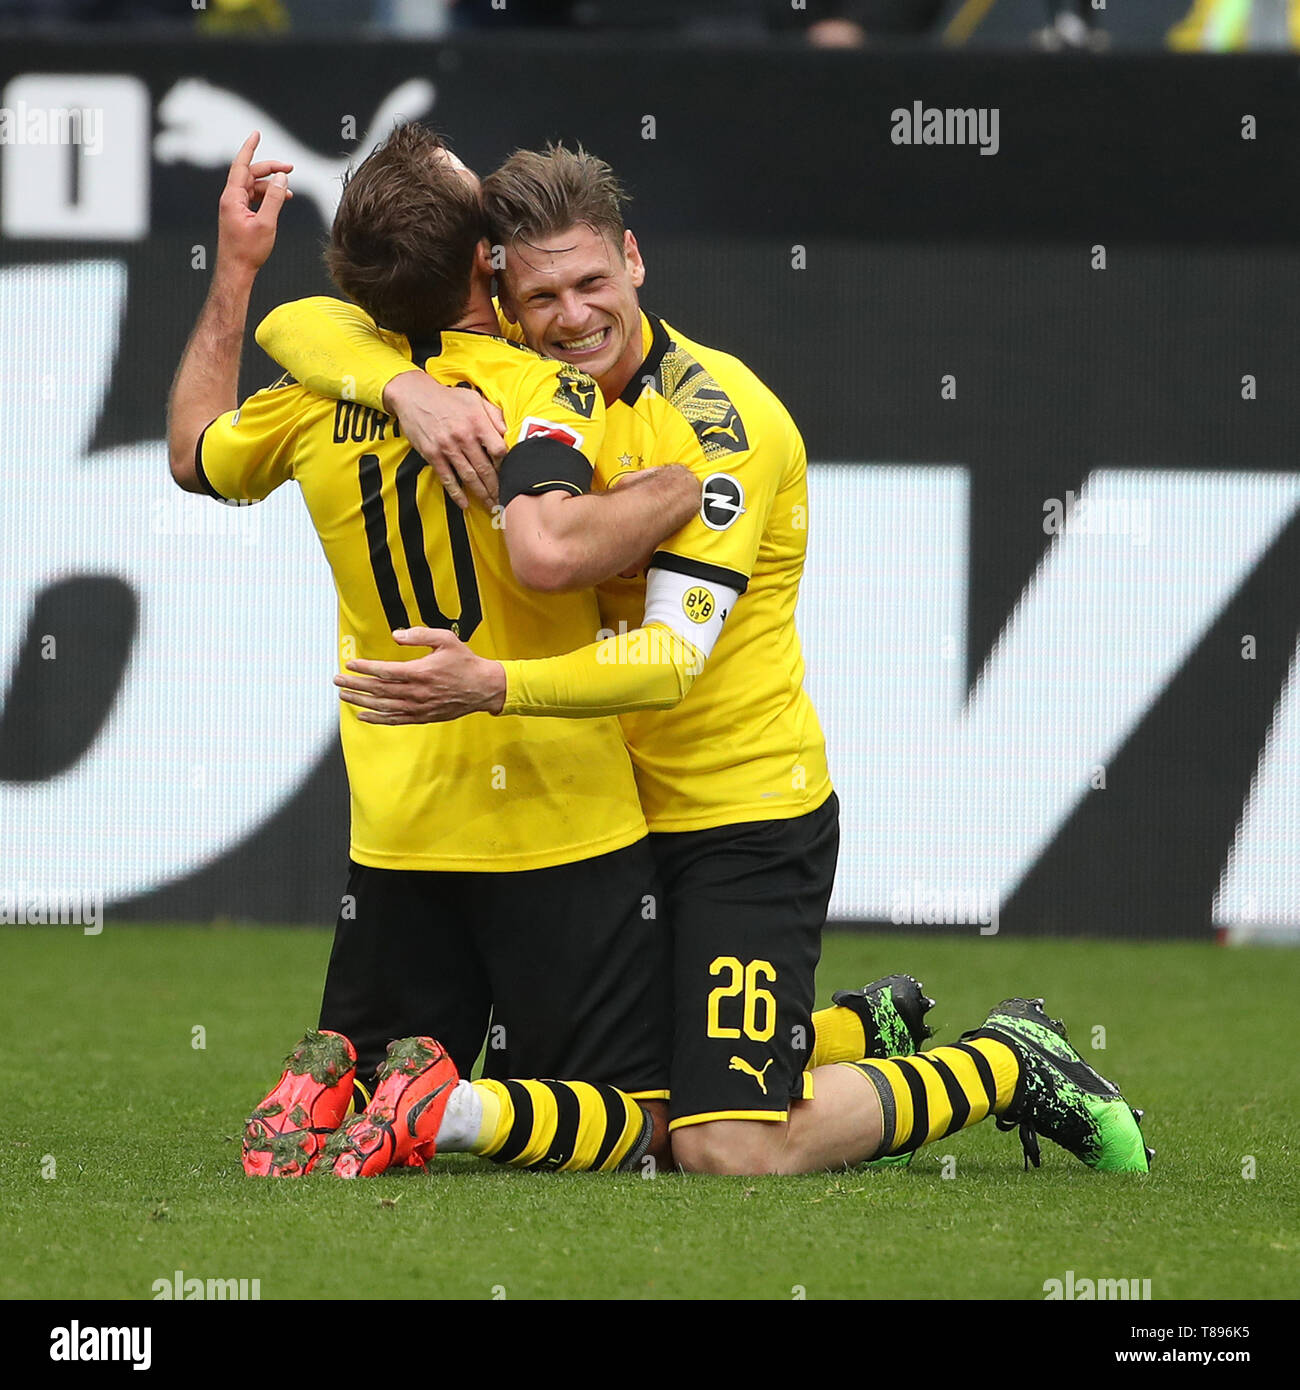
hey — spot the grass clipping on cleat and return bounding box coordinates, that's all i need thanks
[287,1030,350,1085]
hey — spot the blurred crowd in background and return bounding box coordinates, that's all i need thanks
[0,0,1297,51]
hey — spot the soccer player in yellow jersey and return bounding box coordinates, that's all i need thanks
[258,140,1152,1177]
[166,129,719,1179]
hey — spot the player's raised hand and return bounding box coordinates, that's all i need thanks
[334,627,506,723]
[217,130,294,278]
[382,371,507,512]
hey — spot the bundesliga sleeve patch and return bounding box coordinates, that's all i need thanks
[700,472,746,531]
[518,416,584,450]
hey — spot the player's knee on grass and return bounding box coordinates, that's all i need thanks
[672,1118,787,1175]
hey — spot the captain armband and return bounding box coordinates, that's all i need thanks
[640,563,739,664]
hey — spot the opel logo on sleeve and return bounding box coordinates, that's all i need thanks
[700,472,746,531]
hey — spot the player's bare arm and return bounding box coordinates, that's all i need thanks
[167,131,291,492]
[166,130,290,489]
[504,462,701,593]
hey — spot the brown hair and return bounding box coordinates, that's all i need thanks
[325,122,486,337]
[482,142,629,256]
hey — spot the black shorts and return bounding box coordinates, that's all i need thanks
[318,839,671,1101]
[650,792,839,1130]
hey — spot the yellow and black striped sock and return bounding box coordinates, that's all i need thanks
[810,1004,867,1068]
[471,1079,652,1173]
[846,1039,1019,1156]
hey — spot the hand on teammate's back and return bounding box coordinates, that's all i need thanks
[333,626,506,724]
[382,370,507,513]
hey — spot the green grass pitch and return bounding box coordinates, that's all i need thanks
[5,924,1297,1301]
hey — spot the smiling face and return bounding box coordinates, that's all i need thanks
[499,223,647,400]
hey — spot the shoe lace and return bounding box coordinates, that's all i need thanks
[995,1115,1041,1171]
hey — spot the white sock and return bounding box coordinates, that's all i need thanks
[434,1079,484,1152]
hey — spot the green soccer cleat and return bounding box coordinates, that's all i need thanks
[836,975,936,1171]
[832,973,936,1060]
[864,1150,916,1170]
[963,998,1153,1173]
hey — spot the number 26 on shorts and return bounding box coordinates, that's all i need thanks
[706,956,777,1042]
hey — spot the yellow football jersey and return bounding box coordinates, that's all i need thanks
[254,302,833,834]
[594,313,832,832]
[197,330,647,870]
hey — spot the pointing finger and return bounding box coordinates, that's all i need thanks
[226,130,260,187]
